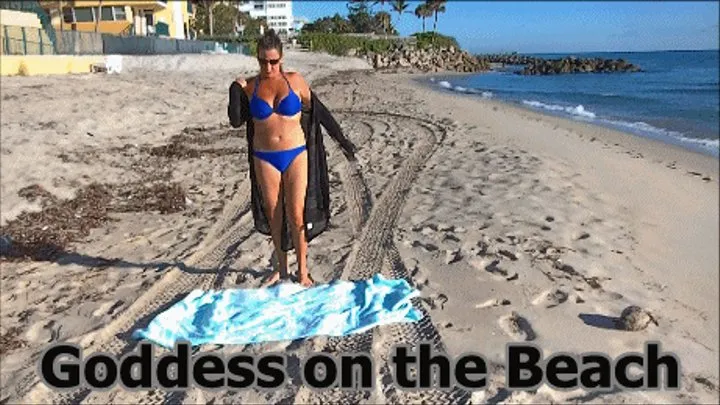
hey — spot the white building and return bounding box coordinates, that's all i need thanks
[237,0,295,36]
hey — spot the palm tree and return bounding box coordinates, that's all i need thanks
[426,0,446,35]
[390,0,408,26]
[335,16,351,33]
[374,0,389,33]
[414,3,432,33]
[194,0,215,36]
[348,0,372,14]
[236,10,250,36]
[374,11,391,35]
[207,0,214,36]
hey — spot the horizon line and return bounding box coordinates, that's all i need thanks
[468,48,719,55]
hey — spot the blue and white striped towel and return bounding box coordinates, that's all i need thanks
[132,274,423,348]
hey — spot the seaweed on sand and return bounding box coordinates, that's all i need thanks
[0,326,26,355]
[1,124,241,262]
[0,182,186,262]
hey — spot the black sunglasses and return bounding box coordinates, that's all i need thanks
[258,57,281,65]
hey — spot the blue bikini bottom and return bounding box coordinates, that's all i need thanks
[253,145,307,173]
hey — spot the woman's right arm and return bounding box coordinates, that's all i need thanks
[228,78,250,128]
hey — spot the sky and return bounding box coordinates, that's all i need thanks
[292,1,720,54]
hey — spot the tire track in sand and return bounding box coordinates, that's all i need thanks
[210,111,378,405]
[81,195,259,405]
[214,109,441,405]
[137,111,380,405]
[374,242,472,404]
[18,105,463,404]
[296,110,470,405]
[16,181,254,404]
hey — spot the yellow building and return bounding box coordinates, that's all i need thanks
[39,0,195,39]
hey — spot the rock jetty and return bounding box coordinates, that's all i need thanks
[520,57,641,75]
[353,45,641,75]
[478,53,642,75]
[483,53,543,66]
[359,44,491,73]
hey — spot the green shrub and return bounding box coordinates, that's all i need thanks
[411,32,459,50]
[244,41,258,56]
[296,33,396,56]
[296,32,462,56]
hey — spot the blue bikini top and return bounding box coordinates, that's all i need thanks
[249,73,302,120]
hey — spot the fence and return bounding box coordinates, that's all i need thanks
[1,0,248,56]
[102,34,215,55]
[1,25,54,55]
[0,0,58,52]
[55,31,103,55]
[2,28,249,56]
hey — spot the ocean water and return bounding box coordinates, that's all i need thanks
[426,50,719,158]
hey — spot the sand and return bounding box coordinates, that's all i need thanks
[0,51,718,404]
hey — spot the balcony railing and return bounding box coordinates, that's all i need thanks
[119,22,134,36]
[0,0,57,53]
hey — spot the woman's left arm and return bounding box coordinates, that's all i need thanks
[289,72,312,107]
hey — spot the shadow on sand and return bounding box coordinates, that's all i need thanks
[578,313,624,330]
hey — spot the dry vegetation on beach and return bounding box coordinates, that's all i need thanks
[0,51,718,404]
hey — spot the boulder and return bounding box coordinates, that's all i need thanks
[478,53,642,75]
[361,43,491,73]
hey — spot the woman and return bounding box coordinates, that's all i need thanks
[231,30,318,288]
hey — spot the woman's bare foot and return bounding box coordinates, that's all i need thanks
[298,274,314,287]
[261,270,282,287]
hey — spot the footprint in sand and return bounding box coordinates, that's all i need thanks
[410,240,439,253]
[25,320,59,344]
[498,311,536,341]
[576,232,590,240]
[478,259,519,282]
[422,293,449,310]
[408,261,421,278]
[92,300,125,317]
[475,298,512,309]
[498,249,518,261]
[532,287,569,308]
[443,233,461,243]
[415,278,430,291]
[445,248,462,264]
[418,226,434,236]
[463,239,490,257]
[688,374,718,393]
